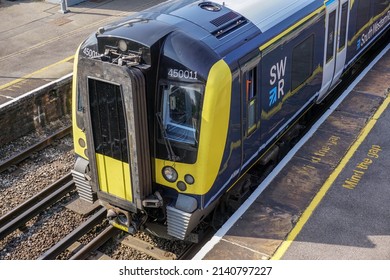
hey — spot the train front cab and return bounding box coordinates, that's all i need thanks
[73,54,156,233]
[71,26,234,240]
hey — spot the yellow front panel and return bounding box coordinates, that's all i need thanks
[95,153,132,202]
[72,45,88,160]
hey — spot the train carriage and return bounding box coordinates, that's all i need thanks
[72,0,390,241]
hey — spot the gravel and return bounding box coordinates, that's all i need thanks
[99,231,189,260]
[0,194,86,260]
[0,118,79,259]
[0,118,71,162]
[0,137,74,216]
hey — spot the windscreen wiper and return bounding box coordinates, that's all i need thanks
[156,112,179,162]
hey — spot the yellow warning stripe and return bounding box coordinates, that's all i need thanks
[260,6,325,51]
[0,55,74,91]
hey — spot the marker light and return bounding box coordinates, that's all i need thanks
[78,138,86,148]
[177,181,187,191]
[184,174,195,185]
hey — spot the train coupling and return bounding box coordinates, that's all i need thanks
[142,191,163,208]
[106,206,145,235]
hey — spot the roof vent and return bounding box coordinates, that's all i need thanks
[199,2,222,12]
[210,11,247,38]
[210,11,239,27]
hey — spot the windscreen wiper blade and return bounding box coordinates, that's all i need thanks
[156,112,178,162]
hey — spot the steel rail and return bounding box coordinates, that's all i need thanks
[0,177,75,240]
[0,173,73,227]
[38,207,106,260]
[70,225,119,260]
[0,125,72,173]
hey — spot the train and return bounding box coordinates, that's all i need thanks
[71,0,390,241]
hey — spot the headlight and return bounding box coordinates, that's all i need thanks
[162,166,178,182]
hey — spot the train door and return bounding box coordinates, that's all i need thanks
[239,56,261,168]
[318,0,339,102]
[332,0,350,84]
[78,57,152,212]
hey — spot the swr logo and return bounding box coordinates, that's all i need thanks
[269,57,287,107]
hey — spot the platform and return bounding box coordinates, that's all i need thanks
[0,0,164,105]
[195,43,390,260]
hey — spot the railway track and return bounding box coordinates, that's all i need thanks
[69,225,119,260]
[0,123,78,259]
[0,125,72,174]
[0,125,75,241]
[0,174,75,241]
[38,207,106,260]
[38,213,204,260]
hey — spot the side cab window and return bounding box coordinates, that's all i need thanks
[245,67,258,135]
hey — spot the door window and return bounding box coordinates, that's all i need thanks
[338,2,348,52]
[245,67,258,135]
[326,10,337,62]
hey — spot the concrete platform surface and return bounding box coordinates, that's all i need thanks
[0,0,164,104]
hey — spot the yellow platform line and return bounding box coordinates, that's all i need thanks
[0,55,74,91]
[271,93,390,260]
[0,12,126,63]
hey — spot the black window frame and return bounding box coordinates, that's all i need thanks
[158,80,205,147]
[88,77,129,163]
[245,67,258,135]
[326,10,337,63]
[291,35,315,91]
[338,2,349,52]
[155,79,205,164]
[373,0,389,16]
[356,0,372,32]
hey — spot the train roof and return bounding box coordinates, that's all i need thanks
[98,0,325,57]
[213,0,320,32]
